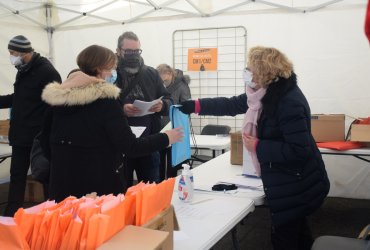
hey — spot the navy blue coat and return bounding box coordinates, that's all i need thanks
[198,73,330,225]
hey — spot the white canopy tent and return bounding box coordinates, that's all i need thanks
[0,0,370,198]
[0,0,365,62]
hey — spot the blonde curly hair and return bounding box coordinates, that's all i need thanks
[247,46,293,87]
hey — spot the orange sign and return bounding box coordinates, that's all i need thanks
[188,48,218,71]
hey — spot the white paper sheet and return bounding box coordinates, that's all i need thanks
[175,199,240,220]
[160,121,172,132]
[130,126,146,138]
[242,147,258,177]
[132,96,163,117]
[218,175,263,191]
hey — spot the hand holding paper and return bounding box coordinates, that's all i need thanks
[148,99,163,113]
[123,103,141,117]
[132,96,163,117]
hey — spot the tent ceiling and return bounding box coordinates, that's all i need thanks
[0,0,364,31]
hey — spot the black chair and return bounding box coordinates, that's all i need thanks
[191,124,231,164]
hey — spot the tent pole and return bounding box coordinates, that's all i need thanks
[45,3,55,64]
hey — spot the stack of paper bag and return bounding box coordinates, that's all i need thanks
[0,178,175,250]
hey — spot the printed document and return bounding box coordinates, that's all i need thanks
[132,96,163,117]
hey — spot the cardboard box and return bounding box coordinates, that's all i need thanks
[351,123,370,142]
[311,114,345,142]
[142,205,179,250]
[98,225,170,250]
[99,205,179,250]
[24,177,45,203]
[0,120,9,136]
[230,132,243,165]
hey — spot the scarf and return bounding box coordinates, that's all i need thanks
[242,85,266,176]
[62,71,101,89]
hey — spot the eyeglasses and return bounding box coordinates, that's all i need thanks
[120,49,142,55]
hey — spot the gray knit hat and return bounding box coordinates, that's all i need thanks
[8,35,33,53]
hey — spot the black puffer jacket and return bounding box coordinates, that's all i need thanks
[41,79,169,201]
[0,53,61,146]
[198,73,330,226]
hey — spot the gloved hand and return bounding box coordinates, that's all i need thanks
[178,100,195,114]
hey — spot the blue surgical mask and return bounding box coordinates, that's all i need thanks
[105,70,117,84]
[243,68,257,89]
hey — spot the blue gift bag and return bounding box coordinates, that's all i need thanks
[170,105,191,166]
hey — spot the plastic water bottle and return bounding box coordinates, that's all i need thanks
[178,164,194,202]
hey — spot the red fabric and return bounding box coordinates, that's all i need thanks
[357,117,370,124]
[254,139,259,152]
[317,141,364,151]
[194,99,201,114]
[366,0,370,42]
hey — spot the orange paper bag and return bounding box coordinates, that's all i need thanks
[59,216,83,250]
[0,216,30,250]
[85,213,110,250]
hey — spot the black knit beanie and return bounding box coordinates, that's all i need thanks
[8,35,33,53]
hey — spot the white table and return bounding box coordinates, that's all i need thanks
[190,134,230,151]
[0,143,11,163]
[319,147,370,163]
[172,192,254,250]
[0,143,11,184]
[190,134,230,158]
[189,151,265,206]
[171,151,263,250]
[318,147,370,199]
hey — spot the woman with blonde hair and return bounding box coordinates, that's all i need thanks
[179,46,330,250]
[157,64,191,103]
[41,45,183,202]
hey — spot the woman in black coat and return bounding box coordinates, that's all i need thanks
[179,46,330,250]
[41,45,183,202]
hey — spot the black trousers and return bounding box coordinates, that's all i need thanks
[124,151,160,188]
[159,147,182,181]
[4,146,32,217]
[159,147,188,181]
[271,216,313,250]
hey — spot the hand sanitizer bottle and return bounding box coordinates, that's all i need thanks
[178,164,194,202]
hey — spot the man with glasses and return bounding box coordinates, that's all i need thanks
[115,31,172,187]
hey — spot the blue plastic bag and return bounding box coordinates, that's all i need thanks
[170,105,191,166]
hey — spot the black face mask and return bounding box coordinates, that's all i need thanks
[119,54,143,74]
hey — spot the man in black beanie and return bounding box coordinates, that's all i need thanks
[0,35,61,216]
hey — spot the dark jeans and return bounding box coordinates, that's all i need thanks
[271,216,313,250]
[4,146,31,216]
[125,151,160,187]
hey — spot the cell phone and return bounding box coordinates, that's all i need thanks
[212,183,238,191]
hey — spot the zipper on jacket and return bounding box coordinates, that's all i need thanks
[269,162,302,177]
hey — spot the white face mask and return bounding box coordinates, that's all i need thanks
[9,55,23,66]
[243,68,257,89]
